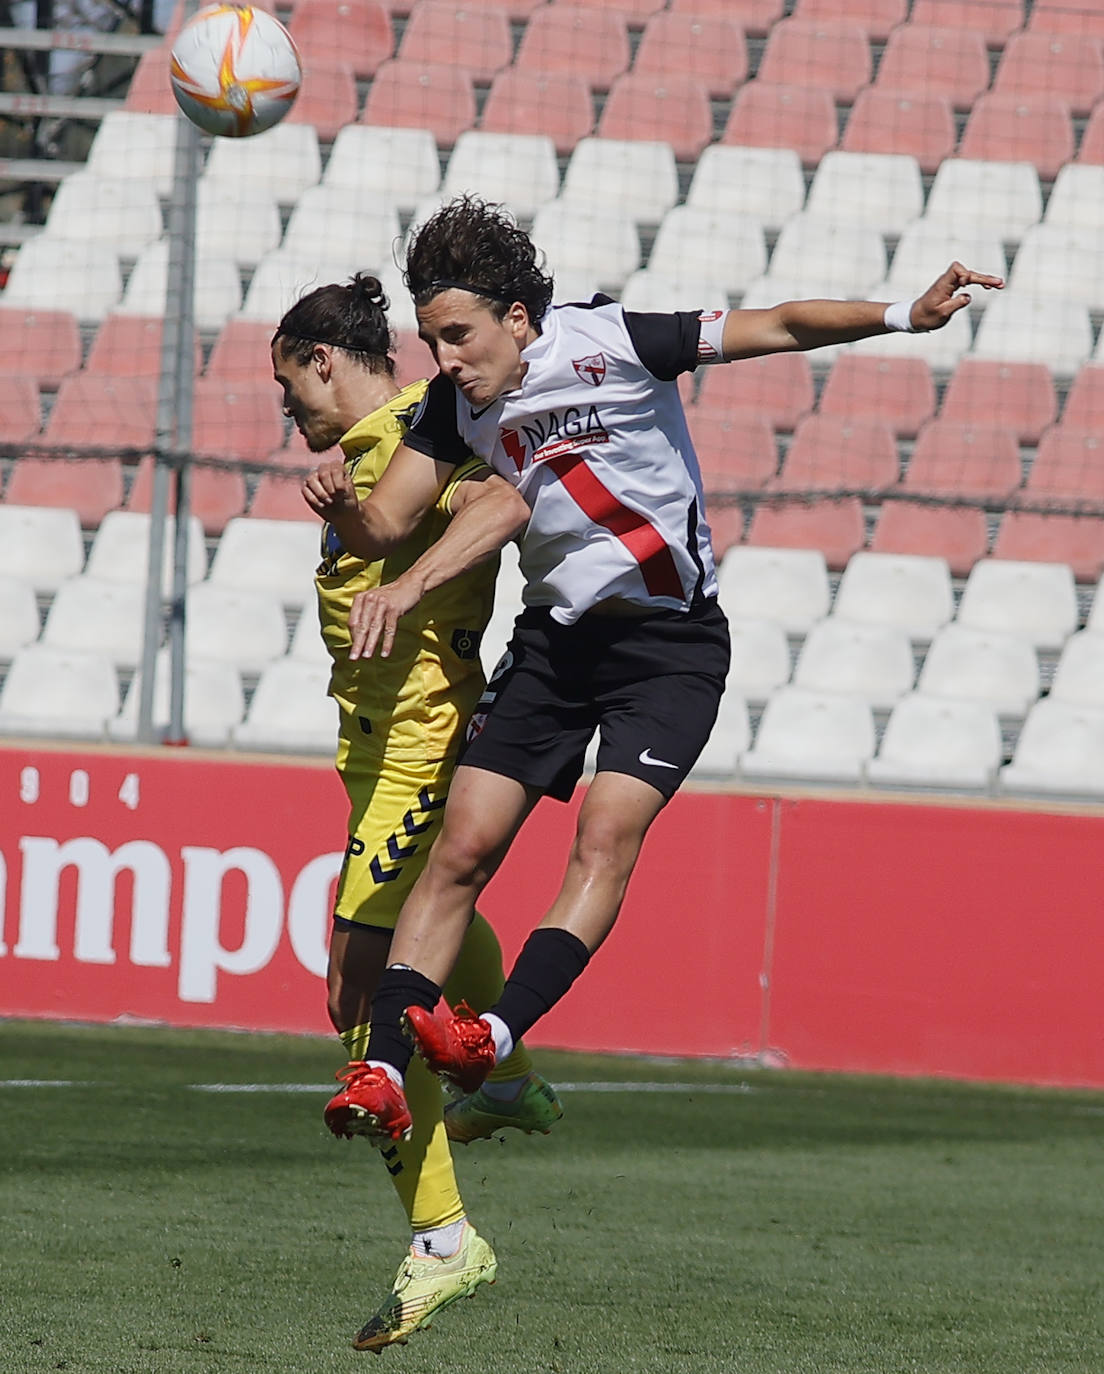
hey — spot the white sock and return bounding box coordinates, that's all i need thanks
[482,1012,513,1064]
[411,1216,467,1258]
[366,1060,404,1090]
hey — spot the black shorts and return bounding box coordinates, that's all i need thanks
[461,598,730,803]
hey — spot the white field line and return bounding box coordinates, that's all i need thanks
[0,1078,756,1095]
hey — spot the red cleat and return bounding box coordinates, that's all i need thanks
[404,1001,496,1094]
[324,1062,412,1142]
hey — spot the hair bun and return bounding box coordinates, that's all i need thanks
[352,272,386,308]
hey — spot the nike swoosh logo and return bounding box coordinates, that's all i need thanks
[638,749,678,769]
[470,402,495,420]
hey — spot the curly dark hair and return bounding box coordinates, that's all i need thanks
[272,273,395,376]
[404,195,554,325]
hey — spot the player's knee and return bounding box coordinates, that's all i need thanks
[429,824,499,891]
[570,811,645,880]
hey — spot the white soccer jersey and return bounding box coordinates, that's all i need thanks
[404,297,730,623]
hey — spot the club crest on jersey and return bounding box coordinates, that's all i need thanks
[572,352,606,387]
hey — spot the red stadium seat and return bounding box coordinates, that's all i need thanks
[1028,0,1104,40]
[687,409,778,489]
[43,374,158,454]
[695,353,815,433]
[289,0,393,77]
[993,31,1104,118]
[516,6,631,90]
[791,0,907,43]
[756,19,871,103]
[206,319,281,384]
[4,455,125,527]
[362,59,477,147]
[905,420,1023,502]
[632,12,748,99]
[597,73,714,162]
[770,414,900,494]
[908,0,1024,47]
[1060,365,1104,432]
[127,458,248,535]
[85,315,202,379]
[940,361,1057,445]
[249,444,317,522]
[993,513,1104,581]
[191,378,287,463]
[1016,427,1104,506]
[398,1,513,84]
[0,375,42,443]
[994,429,1104,581]
[874,24,990,109]
[870,503,990,576]
[0,308,81,391]
[407,0,541,16]
[841,88,956,175]
[480,68,595,156]
[123,46,178,115]
[818,357,936,439]
[1077,103,1104,165]
[745,499,866,569]
[705,503,748,561]
[669,0,784,38]
[392,330,435,388]
[958,93,1074,183]
[563,0,665,17]
[722,81,838,166]
[287,59,359,143]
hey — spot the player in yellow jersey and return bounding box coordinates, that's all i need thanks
[271,273,561,1353]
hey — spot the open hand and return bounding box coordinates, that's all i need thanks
[348,579,424,660]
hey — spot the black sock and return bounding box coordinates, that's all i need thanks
[491,928,591,1044]
[365,965,441,1075]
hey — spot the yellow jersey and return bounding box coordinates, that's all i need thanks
[314,380,497,770]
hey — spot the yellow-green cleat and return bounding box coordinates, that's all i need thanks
[444,1071,564,1145]
[352,1223,497,1353]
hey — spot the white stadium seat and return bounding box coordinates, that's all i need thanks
[619,271,733,314]
[956,559,1077,650]
[0,574,41,661]
[648,207,768,297]
[480,539,526,679]
[196,178,282,269]
[323,125,440,214]
[43,172,162,259]
[724,618,792,705]
[832,551,953,641]
[185,583,288,673]
[805,151,924,235]
[3,237,122,322]
[691,691,751,778]
[1001,699,1104,799]
[924,158,1042,242]
[886,220,1007,308]
[208,517,321,608]
[530,201,640,291]
[118,240,242,332]
[41,575,147,669]
[0,644,118,740]
[917,624,1039,717]
[740,686,875,783]
[717,546,830,634]
[442,131,560,220]
[850,288,972,370]
[1043,163,1104,235]
[109,650,245,747]
[232,657,338,753]
[1049,631,1104,708]
[792,619,915,709]
[560,137,679,224]
[86,111,182,198]
[687,144,806,231]
[281,186,402,276]
[971,291,1092,377]
[767,214,887,297]
[204,121,321,203]
[239,249,365,323]
[1007,224,1104,312]
[0,504,84,593]
[288,607,332,667]
[867,693,1002,791]
[85,511,207,594]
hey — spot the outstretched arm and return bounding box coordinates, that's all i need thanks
[720,261,1004,360]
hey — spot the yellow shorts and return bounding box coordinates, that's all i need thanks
[333,749,455,930]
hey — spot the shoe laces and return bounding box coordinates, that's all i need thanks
[335,1060,388,1089]
[449,1002,494,1052]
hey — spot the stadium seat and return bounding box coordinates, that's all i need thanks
[43,172,162,260]
[1016,427,1104,508]
[917,623,1039,717]
[873,24,990,109]
[924,158,1042,242]
[770,414,900,494]
[904,419,1023,502]
[0,307,80,392]
[994,513,1104,584]
[832,550,953,641]
[793,618,915,709]
[238,248,365,323]
[109,650,246,747]
[288,605,332,666]
[956,557,1077,650]
[391,330,434,388]
[123,46,178,116]
[1028,0,1104,40]
[739,685,876,782]
[993,30,1104,117]
[870,503,989,577]
[885,221,1007,307]
[632,11,747,98]
[248,474,317,522]
[670,0,783,36]
[195,178,282,270]
[118,241,242,333]
[992,429,1104,579]
[757,19,871,102]
[565,0,665,17]
[686,145,804,232]
[85,314,202,379]
[208,517,320,607]
[516,6,631,89]
[1077,103,1104,168]
[597,73,715,162]
[818,356,936,438]
[0,375,41,443]
[1059,365,1104,431]
[8,450,121,533]
[205,122,322,203]
[184,582,288,672]
[285,59,359,144]
[43,373,157,456]
[397,1,512,84]
[281,185,401,274]
[939,360,1056,444]
[971,293,1093,378]
[909,0,1024,46]
[85,110,181,199]
[723,618,792,707]
[841,89,957,177]
[744,500,867,571]
[716,544,830,632]
[479,69,595,157]
[323,124,439,212]
[1044,164,1104,236]
[958,93,1074,183]
[0,644,118,740]
[530,201,640,290]
[232,657,338,753]
[867,693,1002,790]
[766,215,887,297]
[1008,225,1104,312]
[648,207,766,297]
[85,510,207,593]
[442,131,560,219]
[0,574,41,662]
[561,137,678,225]
[3,238,122,323]
[1000,699,1104,798]
[189,377,287,465]
[126,459,247,538]
[619,272,732,315]
[361,58,476,147]
[697,353,814,434]
[0,504,84,593]
[1050,630,1104,707]
[206,319,281,384]
[289,0,393,77]
[722,81,838,167]
[41,575,147,669]
[690,689,751,778]
[791,0,906,40]
[804,151,925,236]
[691,410,778,492]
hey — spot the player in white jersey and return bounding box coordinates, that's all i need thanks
[304,196,1002,1134]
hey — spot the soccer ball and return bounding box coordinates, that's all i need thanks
[170,4,301,139]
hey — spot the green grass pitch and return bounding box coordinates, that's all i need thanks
[1,1019,1102,1373]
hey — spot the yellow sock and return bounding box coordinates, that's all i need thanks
[339,1024,465,1233]
[444,910,534,1085]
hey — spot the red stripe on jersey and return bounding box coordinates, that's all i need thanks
[544,450,684,600]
